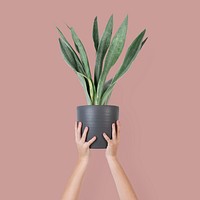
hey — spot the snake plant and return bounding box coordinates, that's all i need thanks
[56,15,148,105]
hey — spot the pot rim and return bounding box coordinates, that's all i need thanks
[77,105,119,109]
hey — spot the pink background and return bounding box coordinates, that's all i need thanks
[1,0,200,199]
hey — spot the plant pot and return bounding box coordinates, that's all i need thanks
[77,105,119,149]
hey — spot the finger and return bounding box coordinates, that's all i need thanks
[77,121,82,140]
[112,122,117,141]
[75,121,78,131]
[103,132,111,143]
[75,121,78,141]
[87,136,96,146]
[81,126,88,142]
[116,120,120,141]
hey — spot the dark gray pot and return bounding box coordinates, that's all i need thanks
[77,105,119,149]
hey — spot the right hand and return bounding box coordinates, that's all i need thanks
[75,121,96,162]
[103,120,120,158]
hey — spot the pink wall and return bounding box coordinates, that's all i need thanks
[1,0,200,199]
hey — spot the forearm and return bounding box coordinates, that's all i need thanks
[107,156,138,200]
[61,159,88,200]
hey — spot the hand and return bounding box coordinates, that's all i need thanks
[75,121,96,162]
[103,120,120,159]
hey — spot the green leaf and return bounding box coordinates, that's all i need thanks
[112,29,146,83]
[56,27,84,74]
[58,38,78,72]
[104,15,128,74]
[76,72,94,103]
[65,24,80,53]
[101,83,115,105]
[140,37,148,50]
[93,16,99,52]
[95,15,128,104]
[76,72,92,105]
[70,27,92,80]
[101,29,147,104]
[58,37,92,104]
[101,78,114,105]
[102,78,113,95]
[94,15,113,90]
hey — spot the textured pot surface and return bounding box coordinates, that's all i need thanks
[77,105,119,149]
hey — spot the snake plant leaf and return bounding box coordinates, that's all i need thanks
[69,27,92,80]
[94,15,113,90]
[58,38,92,104]
[101,78,113,105]
[103,89,113,104]
[101,35,148,105]
[58,38,78,72]
[95,15,128,104]
[93,16,100,52]
[140,37,148,50]
[101,83,115,105]
[76,72,92,105]
[76,72,94,103]
[56,27,80,60]
[56,27,84,74]
[101,29,147,105]
[103,15,128,74]
[74,41,80,54]
[102,78,113,95]
[65,24,80,53]
[112,29,146,84]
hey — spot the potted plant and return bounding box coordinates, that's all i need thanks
[56,14,148,149]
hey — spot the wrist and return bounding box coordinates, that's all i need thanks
[78,157,89,165]
[106,155,118,162]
